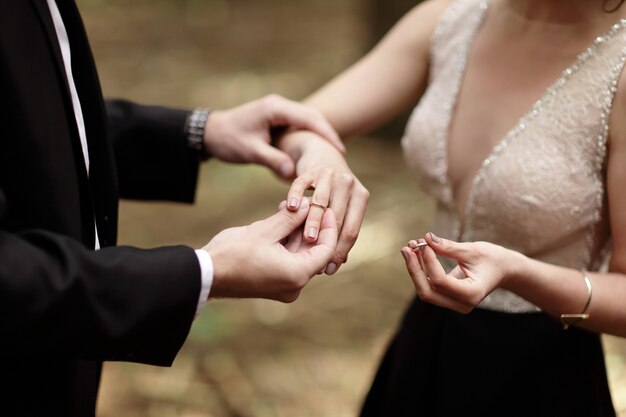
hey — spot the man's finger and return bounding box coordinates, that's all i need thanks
[267,96,345,154]
[255,198,310,241]
[284,226,304,253]
[251,142,296,179]
[298,208,339,274]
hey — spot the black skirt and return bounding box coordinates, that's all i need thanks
[360,297,615,417]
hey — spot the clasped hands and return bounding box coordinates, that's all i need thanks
[202,136,368,303]
[199,95,367,303]
[204,197,338,303]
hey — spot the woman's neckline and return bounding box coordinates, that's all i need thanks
[441,0,626,240]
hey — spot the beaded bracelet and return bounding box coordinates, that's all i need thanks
[185,108,212,160]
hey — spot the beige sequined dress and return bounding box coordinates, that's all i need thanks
[360,1,624,415]
[402,0,626,312]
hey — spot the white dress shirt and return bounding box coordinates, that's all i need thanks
[46,0,212,316]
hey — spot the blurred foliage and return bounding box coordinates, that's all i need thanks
[74,0,626,416]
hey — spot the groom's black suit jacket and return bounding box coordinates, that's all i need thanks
[0,0,205,415]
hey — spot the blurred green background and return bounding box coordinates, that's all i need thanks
[75,0,626,415]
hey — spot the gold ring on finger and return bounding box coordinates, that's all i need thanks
[310,201,328,210]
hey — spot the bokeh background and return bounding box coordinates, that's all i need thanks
[75,0,626,415]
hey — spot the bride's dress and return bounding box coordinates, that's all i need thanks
[361,0,626,415]
[404,0,620,312]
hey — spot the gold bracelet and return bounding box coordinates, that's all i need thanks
[560,271,592,330]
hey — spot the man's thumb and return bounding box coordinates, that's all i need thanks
[257,198,310,240]
[253,143,295,179]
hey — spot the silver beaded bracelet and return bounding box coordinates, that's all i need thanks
[185,108,212,159]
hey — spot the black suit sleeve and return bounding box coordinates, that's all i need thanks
[106,99,202,203]
[0,223,201,366]
[0,2,206,370]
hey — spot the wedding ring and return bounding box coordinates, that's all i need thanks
[411,242,428,252]
[310,200,328,210]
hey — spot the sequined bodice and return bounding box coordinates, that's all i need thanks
[402,0,626,312]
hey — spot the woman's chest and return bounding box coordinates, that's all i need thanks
[402,10,626,241]
[445,35,588,211]
[402,40,620,253]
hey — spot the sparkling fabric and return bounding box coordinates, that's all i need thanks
[401,0,626,312]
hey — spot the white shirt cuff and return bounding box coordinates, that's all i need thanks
[194,249,214,318]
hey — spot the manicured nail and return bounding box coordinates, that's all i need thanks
[325,263,338,275]
[429,232,441,243]
[307,227,317,239]
[401,250,409,262]
[299,198,310,210]
[288,198,298,209]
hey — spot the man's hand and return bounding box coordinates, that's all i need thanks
[203,95,345,180]
[202,198,338,303]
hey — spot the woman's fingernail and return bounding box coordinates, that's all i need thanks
[401,250,409,262]
[288,198,298,209]
[307,227,317,239]
[325,263,338,275]
[429,232,441,243]
[300,198,310,210]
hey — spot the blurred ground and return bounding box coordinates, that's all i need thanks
[77,0,626,415]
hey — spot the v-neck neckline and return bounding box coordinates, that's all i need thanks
[441,0,626,241]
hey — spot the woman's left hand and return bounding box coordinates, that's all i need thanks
[401,233,517,314]
[278,131,369,276]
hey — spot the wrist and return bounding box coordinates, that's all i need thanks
[500,248,530,292]
[193,249,214,316]
[185,108,212,160]
[276,130,334,160]
[201,247,227,299]
[201,231,246,300]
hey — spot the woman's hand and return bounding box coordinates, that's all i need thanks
[277,131,369,276]
[402,233,523,314]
